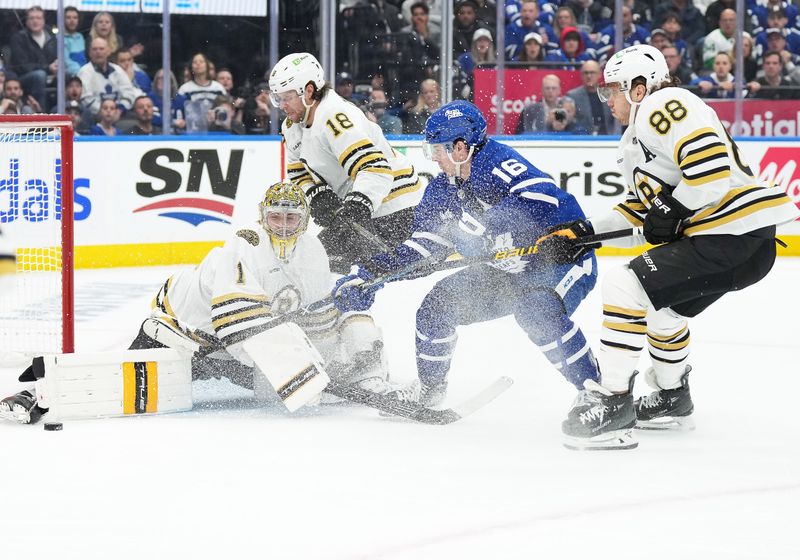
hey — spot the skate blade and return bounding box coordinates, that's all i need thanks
[562,428,638,451]
[636,414,695,431]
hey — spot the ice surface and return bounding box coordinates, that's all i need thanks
[1,258,799,559]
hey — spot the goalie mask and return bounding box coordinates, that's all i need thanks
[259,181,310,261]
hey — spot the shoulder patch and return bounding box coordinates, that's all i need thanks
[236,229,261,247]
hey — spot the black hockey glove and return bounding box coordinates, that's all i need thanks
[643,191,692,245]
[338,194,373,226]
[319,196,376,274]
[535,220,597,265]
[308,187,342,228]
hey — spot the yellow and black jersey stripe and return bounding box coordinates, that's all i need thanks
[674,127,731,187]
[682,185,791,235]
[338,139,391,179]
[647,327,690,364]
[211,292,272,344]
[382,166,422,203]
[600,304,647,352]
[152,276,178,318]
[613,194,647,226]
[294,304,340,336]
[287,162,315,189]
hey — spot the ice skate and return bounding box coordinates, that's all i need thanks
[0,390,46,425]
[635,366,695,431]
[387,379,447,408]
[562,379,638,450]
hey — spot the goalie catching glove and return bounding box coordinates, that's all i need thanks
[535,219,598,264]
[643,191,692,245]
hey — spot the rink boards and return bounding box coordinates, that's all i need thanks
[1,135,799,268]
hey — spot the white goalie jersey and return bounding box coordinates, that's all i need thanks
[282,89,423,218]
[149,226,381,368]
[591,87,800,245]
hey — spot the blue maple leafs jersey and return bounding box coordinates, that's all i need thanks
[374,139,592,276]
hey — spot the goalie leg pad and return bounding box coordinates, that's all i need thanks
[242,322,330,412]
[34,349,193,420]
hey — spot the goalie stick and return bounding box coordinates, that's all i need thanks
[324,376,514,425]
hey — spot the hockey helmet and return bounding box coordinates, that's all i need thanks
[598,44,670,105]
[422,100,487,158]
[268,52,325,108]
[259,181,310,260]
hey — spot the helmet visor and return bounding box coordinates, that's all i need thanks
[269,90,300,108]
[597,81,623,103]
[422,141,448,161]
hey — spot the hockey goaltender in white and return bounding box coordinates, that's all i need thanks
[0,181,394,425]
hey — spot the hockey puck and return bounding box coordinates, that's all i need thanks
[43,422,63,431]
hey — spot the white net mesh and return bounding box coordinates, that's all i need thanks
[0,124,68,358]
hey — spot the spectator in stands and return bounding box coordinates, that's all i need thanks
[0,77,40,114]
[127,95,161,135]
[365,88,403,134]
[552,6,595,56]
[368,0,405,32]
[49,74,83,113]
[78,37,141,116]
[0,68,9,97]
[748,50,800,99]
[656,15,692,65]
[662,44,696,84]
[514,31,545,64]
[763,29,800,83]
[242,82,271,134]
[207,96,245,135]
[114,49,151,95]
[736,32,759,82]
[505,1,556,59]
[89,97,122,136]
[751,1,798,36]
[516,74,577,133]
[215,68,246,125]
[89,11,143,58]
[545,26,596,68]
[335,72,368,105]
[9,6,57,109]
[567,60,614,135]
[402,2,442,49]
[596,6,650,63]
[562,0,598,35]
[173,53,226,133]
[63,6,87,76]
[458,28,495,78]
[691,51,737,98]
[755,8,800,62]
[401,0,443,36]
[64,100,86,135]
[703,8,737,69]
[403,78,441,133]
[653,0,705,43]
[454,0,489,56]
[704,0,735,33]
[148,68,177,128]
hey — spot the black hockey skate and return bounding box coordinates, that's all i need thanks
[0,390,46,424]
[635,366,695,431]
[562,379,638,451]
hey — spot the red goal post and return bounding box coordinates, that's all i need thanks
[0,114,74,359]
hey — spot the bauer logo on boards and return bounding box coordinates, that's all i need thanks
[134,148,244,226]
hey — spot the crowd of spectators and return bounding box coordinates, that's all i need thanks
[1,1,799,137]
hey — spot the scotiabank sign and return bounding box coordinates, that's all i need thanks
[708,101,800,136]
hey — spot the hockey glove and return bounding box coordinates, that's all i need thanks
[338,195,373,226]
[308,187,343,228]
[535,220,597,265]
[332,265,381,312]
[643,191,692,245]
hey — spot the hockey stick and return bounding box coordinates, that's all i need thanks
[324,376,514,425]
[574,227,644,247]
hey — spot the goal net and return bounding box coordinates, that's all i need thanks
[0,115,74,363]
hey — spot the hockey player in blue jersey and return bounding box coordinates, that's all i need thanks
[331,100,600,409]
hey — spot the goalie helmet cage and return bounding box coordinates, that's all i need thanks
[0,114,74,358]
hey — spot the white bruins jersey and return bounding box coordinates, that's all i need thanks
[150,227,341,360]
[592,87,799,245]
[282,90,423,218]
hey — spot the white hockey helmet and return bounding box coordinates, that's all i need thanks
[258,181,310,261]
[598,44,670,105]
[268,52,325,108]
